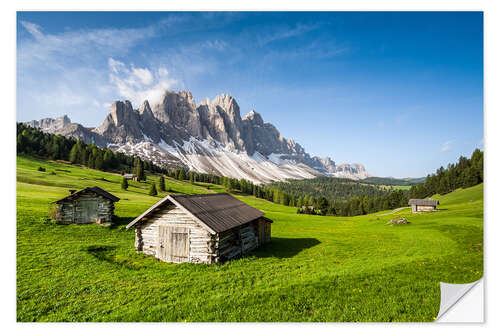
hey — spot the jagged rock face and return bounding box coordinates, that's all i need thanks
[94,101,144,144]
[25,90,370,182]
[26,115,71,132]
[333,163,370,179]
[197,94,245,151]
[152,91,202,139]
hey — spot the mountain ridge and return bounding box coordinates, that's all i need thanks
[25,90,371,183]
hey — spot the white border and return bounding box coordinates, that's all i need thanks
[2,1,498,332]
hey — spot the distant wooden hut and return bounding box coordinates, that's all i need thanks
[408,199,439,213]
[123,173,137,181]
[126,193,272,264]
[53,187,120,224]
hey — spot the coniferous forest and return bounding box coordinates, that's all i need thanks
[17,123,483,217]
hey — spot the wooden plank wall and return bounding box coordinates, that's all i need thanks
[57,193,114,224]
[135,203,216,264]
[417,205,436,212]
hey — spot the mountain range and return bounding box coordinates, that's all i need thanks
[25,90,370,183]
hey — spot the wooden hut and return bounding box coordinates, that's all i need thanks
[53,186,120,224]
[408,199,439,213]
[126,193,272,264]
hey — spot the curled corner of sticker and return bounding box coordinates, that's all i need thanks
[436,277,483,322]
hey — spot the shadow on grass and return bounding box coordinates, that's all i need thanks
[109,216,136,229]
[253,237,321,259]
[85,245,143,270]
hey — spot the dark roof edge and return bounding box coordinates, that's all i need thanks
[53,186,119,203]
[125,195,216,234]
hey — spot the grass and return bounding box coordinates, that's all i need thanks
[16,156,483,322]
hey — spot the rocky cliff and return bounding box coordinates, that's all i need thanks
[25,90,370,183]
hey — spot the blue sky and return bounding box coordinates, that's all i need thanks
[16,12,483,178]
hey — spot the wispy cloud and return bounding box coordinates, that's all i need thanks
[257,23,321,46]
[441,140,453,152]
[18,20,158,67]
[108,58,178,107]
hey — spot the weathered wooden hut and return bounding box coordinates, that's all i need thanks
[126,193,272,264]
[53,186,120,224]
[408,199,439,213]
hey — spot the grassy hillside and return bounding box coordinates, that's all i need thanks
[16,156,483,322]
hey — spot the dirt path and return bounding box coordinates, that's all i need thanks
[377,206,411,216]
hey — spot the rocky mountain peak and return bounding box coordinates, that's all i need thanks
[243,110,264,126]
[25,89,371,182]
[109,100,134,127]
[138,100,152,115]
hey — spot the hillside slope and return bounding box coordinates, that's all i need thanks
[16,156,482,322]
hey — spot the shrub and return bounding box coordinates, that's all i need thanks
[159,176,166,192]
[149,183,157,196]
[121,177,128,190]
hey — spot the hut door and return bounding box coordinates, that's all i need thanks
[75,199,98,224]
[157,226,190,263]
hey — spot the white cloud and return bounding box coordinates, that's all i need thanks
[441,140,453,152]
[158,66,169,77]
[18,20,158,67]
[132,68,154,85]
[258,23,320,46]
[108,58,178,107]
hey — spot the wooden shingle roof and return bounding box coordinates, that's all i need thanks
[126,193,264,233]
[54,186,120,203]
[408,199,439,206]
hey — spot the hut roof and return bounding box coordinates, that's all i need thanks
[54,186,120,203]
[408,199,439,206]
[126,193,265,233]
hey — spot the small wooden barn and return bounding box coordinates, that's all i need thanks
[408,199,439,213]
[53,186,120,224]
[126,193,272,264]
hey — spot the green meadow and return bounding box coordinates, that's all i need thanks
[16,155,483,322]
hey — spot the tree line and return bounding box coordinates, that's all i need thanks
[18,123,482,217]
[409,149,483,199]
[15,123,412,215]
[17,123,163,176]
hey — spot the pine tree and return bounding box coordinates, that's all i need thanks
[136,159,145,182]
[94,153,103,170]
[69,145,78,164]
[189,172,195,184]
[121,177,128,190]
[149,183,157,196]
[87,154,95,169]
[178,169,186,181]
[159,176,166,191]
[103,149,114,170]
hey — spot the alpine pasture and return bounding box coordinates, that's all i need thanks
[16,156,483,322]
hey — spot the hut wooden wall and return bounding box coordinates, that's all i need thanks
[57,193,114,224]
[216,222,259,261]
[417,205,436,212]
[135,203,216,264]
[134,204,270,264]
[256,218,272,245]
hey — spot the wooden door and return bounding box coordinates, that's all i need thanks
[75,199,98,224]
[157,226,190,263]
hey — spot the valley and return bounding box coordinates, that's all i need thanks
[16,155,483,321]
